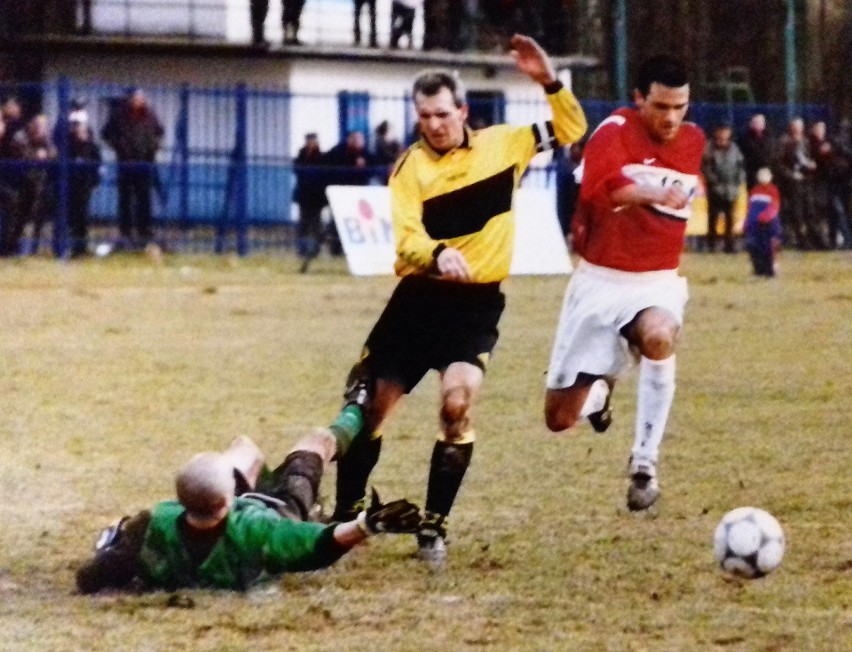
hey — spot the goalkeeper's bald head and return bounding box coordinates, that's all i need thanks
[176,452,235,528]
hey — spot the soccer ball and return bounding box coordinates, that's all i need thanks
[713,507,785,578]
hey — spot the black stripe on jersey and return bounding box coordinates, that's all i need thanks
[422,165,515,239]
[533,121,558,153]
[545,121,557,149]
[532,123,543,148]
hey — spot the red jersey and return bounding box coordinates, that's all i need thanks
[571,107,706,271]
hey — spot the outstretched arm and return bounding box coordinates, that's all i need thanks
[510,34,587,149]
[333,488,421,547]
[510,34,557,86]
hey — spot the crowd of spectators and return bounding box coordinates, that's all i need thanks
[738,114,852,252]
[0,88,166,258]
[0,82,849,261]
[292,122,403,272]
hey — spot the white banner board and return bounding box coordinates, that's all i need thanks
[325,185,572,277]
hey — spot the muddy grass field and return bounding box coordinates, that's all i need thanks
[0,251,849,651]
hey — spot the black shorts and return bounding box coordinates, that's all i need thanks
[361,275,505,393]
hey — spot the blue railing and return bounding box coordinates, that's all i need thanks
[0,78,832,257]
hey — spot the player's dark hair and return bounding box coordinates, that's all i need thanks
[412,69,466,107]
[634,56,689,97]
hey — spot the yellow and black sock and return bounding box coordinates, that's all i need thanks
[425,438,474,518]
[332,432,382,521]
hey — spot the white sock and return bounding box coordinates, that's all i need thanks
[579,378,609,418]
[632,356,676,463]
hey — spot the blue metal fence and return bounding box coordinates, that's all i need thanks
[0,78,832,257]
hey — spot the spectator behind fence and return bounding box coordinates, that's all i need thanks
[53,97,93,146]
[553,141,584,239]
[390,0,422,49]
[11,114,57,255]
[738,113,774,189]
[0,116,23,257]
[1,97,25,149]
[354,0,378,47]
[775,117,825,250]
[743,167,781,277]
[293,132,328,273]
[809,120,852,250]
[322,130,375,256]
[701,123,745,253]
[65,117,102,258]
[372,120,403,182]
[101,88,164,252]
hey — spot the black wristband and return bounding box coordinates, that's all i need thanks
[432,243,447,259]
[543,80,564,95]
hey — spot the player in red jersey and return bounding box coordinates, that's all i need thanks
[543,55,706,511]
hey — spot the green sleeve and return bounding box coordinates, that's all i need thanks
[264,520,349,573]
[233,506,350,574]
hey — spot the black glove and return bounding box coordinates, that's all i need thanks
[359,487,421,535]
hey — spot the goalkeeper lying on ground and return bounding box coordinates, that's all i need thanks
[76,405,420,593]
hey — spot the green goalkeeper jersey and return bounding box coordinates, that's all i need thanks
[140,497,346,590]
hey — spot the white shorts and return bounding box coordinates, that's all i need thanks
[545,260,688,389]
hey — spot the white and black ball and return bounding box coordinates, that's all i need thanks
[713,507,785,578]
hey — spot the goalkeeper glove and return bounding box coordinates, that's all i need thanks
[356,487,421,535]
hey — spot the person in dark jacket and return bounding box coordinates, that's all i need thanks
[11,114,57,255]
[809,120,852,249]
[0,115,23,257]
[321,130,375,255]
[775,117,825,250]
[66,117,102,257]
[293,132,328,272]
[101,88,164,250]
[701,123,745,253]
[738,113,774,189]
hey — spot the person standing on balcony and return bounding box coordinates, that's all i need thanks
[101,88,164,252]
[283,0,307,45]
[251,0,306,47]
[390,0,422,49]
[250,0,270,46]
[354,0,378,47]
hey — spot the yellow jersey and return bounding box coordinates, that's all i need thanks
[390,84,587,283]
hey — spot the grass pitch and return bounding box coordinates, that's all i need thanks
[0,250,849,651]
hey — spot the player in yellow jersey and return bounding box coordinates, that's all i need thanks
[331,34,587,568]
